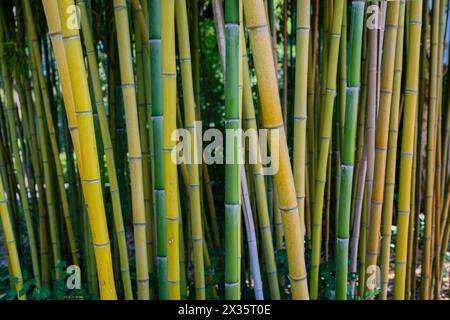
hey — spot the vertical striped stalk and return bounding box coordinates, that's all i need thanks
[134,1,156,299]
[309,0,345,299]
[393,0,423,300]
[241,30,280,299]
[0,5,40,286]
[149,0,168,299]
[175,0,205,300]
[243,0,309,300]
[365,0,400,297]
[113,0,149,300]
[161,0,180,300]
[59,0,117,299]
[71,0,133,299]
[293,0,310,252]
[225,0,240,300]
[335,0,365,300]
[237,0,243,298]
[379,0,406,300]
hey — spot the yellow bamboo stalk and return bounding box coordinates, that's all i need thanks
[243,0,309,299]
[0,172,25,299]
[309,0,345,299]
[162,0,180,300]
[59,0,117,299]
[379,0,406,299]
[113,0,149,300]
[241,26,280,300]
[70,0,134,299]
[393,0,423,300]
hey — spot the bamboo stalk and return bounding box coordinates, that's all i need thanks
[309,0,345,299]
[365,0,401,298]
[0,169,25,299]
[335,0,365,300]
[421,0,440,300]
[162,0,180,300]
[59,0,117,299]
[225,0,240,300]
[113,0,149,300]
[241,27,280,299]
[70,0,133,299]
[149,0,168,299]
[393,0,423,300]
[292,0,310,263]
[243,0,309,300]
[175,0,205,300]
[241,166,263,300]
[379,0,406,300]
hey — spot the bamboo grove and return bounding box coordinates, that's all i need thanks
[0,0,449,301]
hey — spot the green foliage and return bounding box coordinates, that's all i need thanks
[0,262,98,300]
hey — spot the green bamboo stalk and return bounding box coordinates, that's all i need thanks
[335,0,365,300]
[225,0,240,300]
[149,0,168,300]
